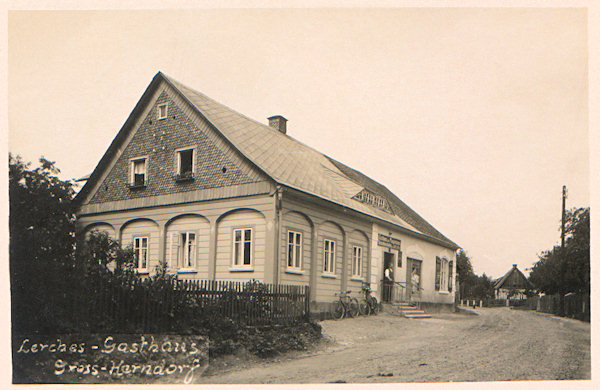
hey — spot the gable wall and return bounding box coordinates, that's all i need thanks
[501,269,529,290]
[86,82,267,206]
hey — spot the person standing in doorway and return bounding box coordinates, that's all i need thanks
[383,261,394,302]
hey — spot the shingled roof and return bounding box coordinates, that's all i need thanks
[78,72,459,250]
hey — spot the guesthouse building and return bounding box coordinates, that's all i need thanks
[75,72,460,312]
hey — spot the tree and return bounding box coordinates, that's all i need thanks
[529,207,590,297]
[456,250,476,299]
[75,230,136,281]
[9,154,78,332]
[9,154,136,333]
[563,207,590,294]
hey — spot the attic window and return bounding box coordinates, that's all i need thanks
[352,189,393,214]
[130,157,147,188]
[158,103,168,120]
[175,148,195,181]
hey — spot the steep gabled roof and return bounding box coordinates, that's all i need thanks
[494,265,533,290]
[78,72,459,249]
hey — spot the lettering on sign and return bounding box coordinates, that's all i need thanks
[377,233,401,250]
[13,334,209,384]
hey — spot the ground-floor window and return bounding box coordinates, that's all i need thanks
[233,228,252,267]
[287,231,302,270]
[169,232,197,269]
[323,239,335,273]
[448,260,453,292]
[134,236,148,271]
[352,246,363,277]
[435,257,450,292]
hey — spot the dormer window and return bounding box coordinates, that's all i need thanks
[158,103,168,120]
[175,147,195,181]
[130,157,147,188]
[352,189,393,214]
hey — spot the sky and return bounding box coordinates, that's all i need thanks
[7,7,590,279]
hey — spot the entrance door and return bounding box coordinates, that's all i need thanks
[406,258,422,301]
[382,252,395,302]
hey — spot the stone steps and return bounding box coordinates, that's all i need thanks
[384,302,432,319]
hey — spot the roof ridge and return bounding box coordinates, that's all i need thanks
[162,73,286,136]
[161,72,352,176]
[159,72,458,250]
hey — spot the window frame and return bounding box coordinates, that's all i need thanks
[168,231,198,272]
[351,245,363,278]
[129,156,148,188]
[322,238,336,275]
[435,256,450,293]
[157,103,168,120]
[231,227,253,270]
[448,260,454,292]
[133,235,149,273]
[286,230,303,271]
[175,146,196,181]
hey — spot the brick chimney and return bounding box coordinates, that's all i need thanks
[268,115,287,135]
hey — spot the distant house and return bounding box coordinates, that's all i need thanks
[75,71,460,312]
[493,264,533,300]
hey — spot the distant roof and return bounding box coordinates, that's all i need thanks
[494,265,533,290]
[78,72,459,250]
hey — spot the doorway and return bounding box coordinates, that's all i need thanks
[382,252,395,302]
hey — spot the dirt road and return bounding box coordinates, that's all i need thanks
[200,307,590,383]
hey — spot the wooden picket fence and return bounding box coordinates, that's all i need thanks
[63,278,310,333]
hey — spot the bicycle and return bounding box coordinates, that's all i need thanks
[330,290,359,319]
[361,283,379,315]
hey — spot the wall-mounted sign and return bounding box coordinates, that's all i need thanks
[377,234,401,250]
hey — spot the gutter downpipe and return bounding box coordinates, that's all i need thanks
[273,185,283,285]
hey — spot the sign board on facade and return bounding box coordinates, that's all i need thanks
[377,233,401,250]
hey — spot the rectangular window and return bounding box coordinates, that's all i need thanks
[323,239,335,273]
[352,246,362,277]
[233,228,252,267]
[158,103,168,120]
[131,158,146,187]
[181,232,196,269]
[134,237,148,271]
[440,259,447,291]
[435,257,441,291]
[448,260,453,292]
[176,148,194,179]
[435,257,449,292]
[287,231,302,269]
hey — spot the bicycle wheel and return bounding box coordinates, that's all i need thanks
[369,296,379,314]
[330,300,345,320]
[346,297,360,318]
[358,299,370,316]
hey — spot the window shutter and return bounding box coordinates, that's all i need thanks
[169,232,180,268]
[435,257,441,291]
[167,233,171,267]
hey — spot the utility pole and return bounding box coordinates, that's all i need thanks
[561,185,567,250]
[559,185,568,316]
